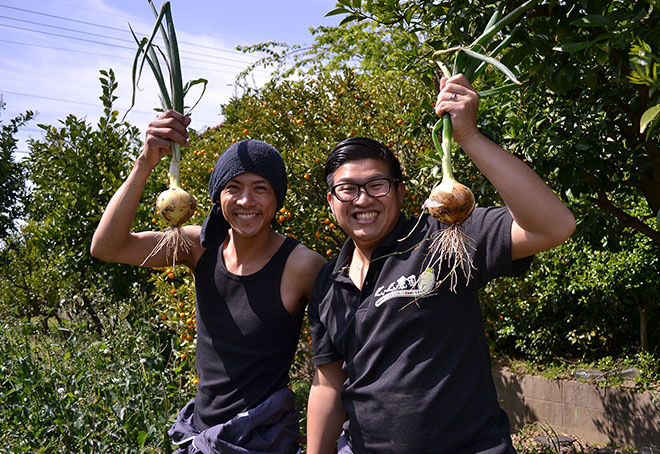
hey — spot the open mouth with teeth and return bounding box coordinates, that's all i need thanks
[354,211,378,222]
[235,213,260,220]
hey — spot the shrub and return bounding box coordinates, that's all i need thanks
[0,284,195,453]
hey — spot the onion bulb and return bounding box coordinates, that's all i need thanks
[157,185,196,227]
[426,178,475,226]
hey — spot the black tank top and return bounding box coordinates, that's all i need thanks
[192,236,303,430]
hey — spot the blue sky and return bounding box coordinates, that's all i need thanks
[0,0,341,155]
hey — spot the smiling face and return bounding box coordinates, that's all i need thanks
[327,158,405,253]
[220,172,277,239]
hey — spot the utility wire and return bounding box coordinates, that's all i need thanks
[1,89,220,124]
[0,13,260,66]
[0,39,268,75]
[0,14,130,43]
[0,23,266,71]
[0,3,261,59]
[2,90,99,108]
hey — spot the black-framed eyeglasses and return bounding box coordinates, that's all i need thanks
[330,177,399,202]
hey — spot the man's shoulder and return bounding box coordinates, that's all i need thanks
[288,241,326,265]
[284,241,327,280]
[310,255,341,295]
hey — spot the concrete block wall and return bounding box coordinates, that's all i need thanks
[492,369,660,449]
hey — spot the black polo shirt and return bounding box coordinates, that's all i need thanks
[309,207,531,454]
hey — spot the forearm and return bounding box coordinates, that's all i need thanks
[458,132,575,252]
[90,156,154,261]
[306,383,346,454]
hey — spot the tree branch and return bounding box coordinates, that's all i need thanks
[583,172,660,245]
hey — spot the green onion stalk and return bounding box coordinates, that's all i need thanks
[127,0,207,266]
[412,0,537,291]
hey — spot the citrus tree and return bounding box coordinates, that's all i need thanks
[0,70,154,331]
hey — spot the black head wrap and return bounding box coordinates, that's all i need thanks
[200,139,287,248]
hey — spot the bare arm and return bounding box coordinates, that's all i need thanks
[281,244,326,314]
[90,110,202,268]
[307,360,347,454]
[435,75,576,260]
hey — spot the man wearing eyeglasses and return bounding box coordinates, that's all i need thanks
[305,75,576,454]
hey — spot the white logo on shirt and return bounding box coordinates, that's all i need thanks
[374,268,436,307]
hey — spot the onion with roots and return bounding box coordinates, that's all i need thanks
[127,1,207,267]
[142,144,198,267]
[397,1,535,294]
[398,117,477,294]
[420,116,477,292]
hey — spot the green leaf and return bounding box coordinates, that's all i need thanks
[138,430,148,447]
[553,41,590,53]
[461,48,521,84]
[478,83,520,97]
[570,15,612,28]
[469,0,537,50]
[326,7,350,17]
[432,119,444,160]
[640,104,660,133]
[163,2,184,113]
[467,26,520,81]
[339,14,362,26]
[182,78,208,115]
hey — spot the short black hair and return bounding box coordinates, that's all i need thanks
[324,137,403,187]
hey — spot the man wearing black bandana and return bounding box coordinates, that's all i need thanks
[91,110,325,454]
[306,75,576,454]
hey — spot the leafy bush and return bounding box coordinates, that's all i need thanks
[482,232,659,365]
[0,69,155,333]
[0,284,194,453]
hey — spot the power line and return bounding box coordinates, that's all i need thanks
[0,3,127,32]
[0,23,266,71]
[0,39,268,75]
[0,89,220,124]
[2,90,98,107]
[0,3,261,59]
[0,22,134,49]
[0,14,129,43]
[0,13,260,66]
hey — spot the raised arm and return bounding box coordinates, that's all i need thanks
[435,74,576,260]
[307,360,348,454]
[90,110,201,268]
